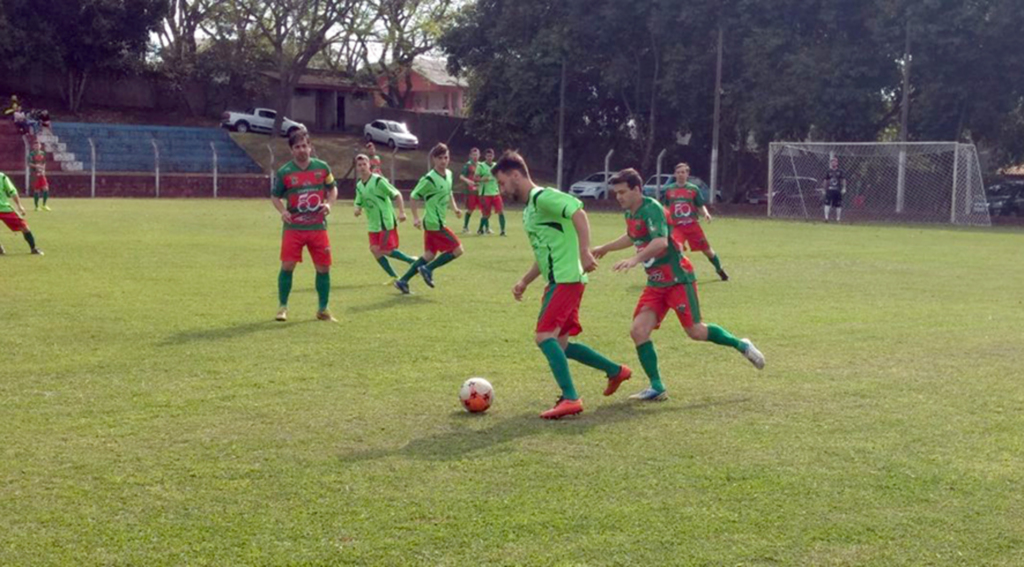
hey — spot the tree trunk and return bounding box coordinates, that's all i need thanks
[273,75,295,136]
[64,69,90,114]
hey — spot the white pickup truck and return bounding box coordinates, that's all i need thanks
[221,107,306,136]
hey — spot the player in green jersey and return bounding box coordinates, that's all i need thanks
[354,154,418,281]
[394,143,464,295]
[662,162,728,281]
[0,171,43,255]
[28,139,51,211]
[458,148,481,233]
[270,131,338,322]
[493,151,631,419]
[593,169,764,400]
[476,148,507,236]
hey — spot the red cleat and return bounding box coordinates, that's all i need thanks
[540,397,583,419]
[603,365,632,396]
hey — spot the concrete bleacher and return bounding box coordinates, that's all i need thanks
[51,122,263,174]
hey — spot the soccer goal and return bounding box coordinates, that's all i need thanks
[767,142,990,226]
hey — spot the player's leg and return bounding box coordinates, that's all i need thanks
[535,284,583,418]
[835,203,842,222]
[32,189,40,210]
[550,283,630,394]
[495,196,507,235]
[462,194,475,232]
[309,231,335,321]
[420,230,462,287]
[19,225,41,254]
[277,261,297,321]
[680,282,764,369]
[369,233,399,279]
[477,198,489,234]
[395,235,434,293]
[628,291,668,400]
[42,183,50,210]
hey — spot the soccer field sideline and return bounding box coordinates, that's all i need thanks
[2,199,1023,566]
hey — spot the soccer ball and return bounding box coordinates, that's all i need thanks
[459,378,493,413]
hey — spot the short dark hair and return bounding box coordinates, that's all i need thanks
[288,130,310,148]
[430,143,450,158]
[610,168,644,190]
[492,150,530,177]
[470,147,479,153]
[484,148,495,155]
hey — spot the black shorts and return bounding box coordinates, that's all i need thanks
[824,190,843,208]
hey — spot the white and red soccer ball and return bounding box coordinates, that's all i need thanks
[459,378,493,413]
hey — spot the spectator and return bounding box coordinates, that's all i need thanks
[3,95,21,117]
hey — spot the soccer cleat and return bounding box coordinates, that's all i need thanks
[486,228,494,235]
[476,229,484,235]
[417,264,434,288]
[383,278,397,286]
[461,227,470,234]
[540,397,583,419]
[30,248,43,256]
[741,339,765,370]
[629,388,668,401]
[500,232,506,237]
[316,310,338,323]
[394,279,410,295]
[275,307,288,321]
[718,269,729,281]
[603,365,633,396]
[34,206,39,211]
[42,205,51,211]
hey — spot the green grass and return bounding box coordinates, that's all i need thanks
[2,199,1023,566]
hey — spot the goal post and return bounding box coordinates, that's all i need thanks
[767,142,990,226]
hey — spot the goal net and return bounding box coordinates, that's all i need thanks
[767,142,990,226]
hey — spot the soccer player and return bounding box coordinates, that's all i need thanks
[476,148,507,236]
[493,151,631,419]
[821,157,846,222]
[458,148,481,233]
[593,169,764,401]
[394,143,464,295]
[353,153,418,281]
[365,141,384,176]
[270,131,338,322]
[0,171,43,255]
[662,162,728,281]
[28,139,50,211]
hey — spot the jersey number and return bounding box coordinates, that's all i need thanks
[295,192,322,212]
[673,203,693,218]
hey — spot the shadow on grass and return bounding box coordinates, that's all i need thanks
[159,319,316,345]
[341,395,749,462]
[345,293,435,313]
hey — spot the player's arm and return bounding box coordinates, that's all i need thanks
[593,234,632,259]
[9,188,27,217]
[449,191,463,218]
[614,237,668,272]
[701,205,713,221]
[409,178,428,229]
[323,173,338,216]
[270,175,292,223]
[571,209,598,273]
[513,262,541,301]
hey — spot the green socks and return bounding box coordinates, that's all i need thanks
[709,254,723,271]
[388,250,416,264]
[463,212,472,230]
[376,256,398,278]
[33,193,39,207]
[399,257,427,282]
[42,191,49,205]
[636,341,665,392]
[706,323,745,352]
[539,338,578,400]
[564,342,621,377]
[426,251,457,271]
[278,269,293,307]
[478,217,489,232]
[499,213,506,232]
[23,231,35,249]
[315,271,330,311]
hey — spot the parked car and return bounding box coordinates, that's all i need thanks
[221,108,305,136]
[569,172,612,199]
[363,120,419,149]
[768,176,822,207]
[745,187,769,205]
[985,183,1024,216]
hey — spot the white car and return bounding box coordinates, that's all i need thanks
[569,172,612,199]
[364,120,419,150]
[221,107,305,137]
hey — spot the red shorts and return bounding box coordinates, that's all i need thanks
[465,192,480,211]
[481,195,504,216]
[424,227,461,254]
[634,283,702,329]
[368,229,399,253]
[32,176,48,191]
[0,211,27,232]
[281,229,332,266]
[671,223,710,253]
[536,283,585,336]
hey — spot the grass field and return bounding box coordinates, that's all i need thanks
[2,199,1023,566]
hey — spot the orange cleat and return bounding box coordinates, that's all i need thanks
[603,365,632,396]
[540,397,583,419]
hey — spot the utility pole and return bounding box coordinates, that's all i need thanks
[710,25,724,204]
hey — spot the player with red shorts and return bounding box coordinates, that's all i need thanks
[594,169,764,401]
[353,154,418,281]
[458,148,481,233]
[0,171,43,255]
[28,139,51,211]
[662,162,728,280]
[475,148,507,236]
[271,131,338,323]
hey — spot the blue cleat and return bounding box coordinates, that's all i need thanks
[394,279,410,295]
[417,264,434,288]
[628,388,668,402]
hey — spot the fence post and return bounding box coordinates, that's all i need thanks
[767,143,775,218]
[656,148,668,199]
[950,143,960,224]
[151,139,160,198]
[267,143,275,193]
[604,149,615,198]
[22,135,30,196]
[391,147,398,182]
[211,142,219,198]
[88,138,96,198]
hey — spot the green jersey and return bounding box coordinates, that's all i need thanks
[410,168,454,231]
[626,197,696,287]
[523,187,586,285]
[355,173,401,232]
[662,181,705,226]
[0,173,18,213]
[477,161,499,196]
[272,158,336,231]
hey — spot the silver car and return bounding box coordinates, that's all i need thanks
[364,120,419,150]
